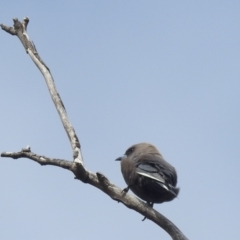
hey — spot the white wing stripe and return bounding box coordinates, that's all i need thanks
[136,172,169,191]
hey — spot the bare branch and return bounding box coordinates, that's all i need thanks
[0,24,16,35]
[1,150,73,170]
[1,18,83,165]
[1,149,188,240]
[1,18,188,240]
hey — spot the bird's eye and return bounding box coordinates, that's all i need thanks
[126,147,134,155]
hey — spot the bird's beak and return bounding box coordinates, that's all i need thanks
[115,155,127,161]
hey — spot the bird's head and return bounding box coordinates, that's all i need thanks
[115,143,161,162]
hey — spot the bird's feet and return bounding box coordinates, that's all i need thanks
[142,202,154,221]
[122,185,130,194]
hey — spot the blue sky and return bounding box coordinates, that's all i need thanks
[1,1,240,239]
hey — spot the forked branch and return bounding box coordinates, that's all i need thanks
[1,18,188,240]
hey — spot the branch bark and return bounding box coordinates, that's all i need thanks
[1,18,188,240]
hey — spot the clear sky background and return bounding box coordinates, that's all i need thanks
[1,1,239,240]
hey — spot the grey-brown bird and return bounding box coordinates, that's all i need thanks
[116,143,179,209]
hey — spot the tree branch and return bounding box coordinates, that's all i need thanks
[1,18,83,165]
[1,18,188,240]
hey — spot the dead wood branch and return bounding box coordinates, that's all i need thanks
[1,18,188,240]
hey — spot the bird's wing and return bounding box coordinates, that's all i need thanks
[135,154,177,187]
[136,163,171,192]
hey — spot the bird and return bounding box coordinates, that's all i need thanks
[116,143,179,219]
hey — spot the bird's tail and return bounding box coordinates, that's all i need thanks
[170,186,180,197]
